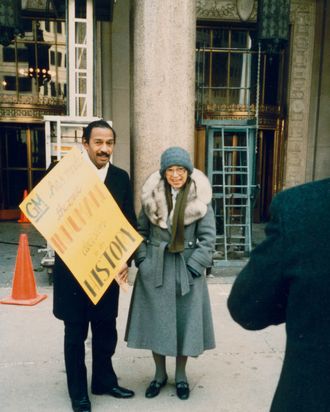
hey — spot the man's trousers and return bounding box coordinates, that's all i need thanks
[64,318,118,400]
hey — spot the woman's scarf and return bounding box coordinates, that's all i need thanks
[165,178,192,253]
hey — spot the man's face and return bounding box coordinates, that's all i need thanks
[83,127,115,169]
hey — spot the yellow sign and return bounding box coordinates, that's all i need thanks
[20,147,142,305]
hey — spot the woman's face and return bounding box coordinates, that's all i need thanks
[165,165,188,189]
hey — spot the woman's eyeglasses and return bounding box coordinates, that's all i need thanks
[165,167,187,176]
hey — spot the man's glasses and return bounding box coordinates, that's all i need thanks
[165,167,187,176]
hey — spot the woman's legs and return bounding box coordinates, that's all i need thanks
[175,355,188,382]
[175,355,189,400]
[152,352,167,382]
[145,352,168,398]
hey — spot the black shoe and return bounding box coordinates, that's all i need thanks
[92,385,134,398]
[145,376,168,398]
[176,381,189,400]
[71,396,91,412]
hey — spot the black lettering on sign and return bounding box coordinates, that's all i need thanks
[84,280,97,297]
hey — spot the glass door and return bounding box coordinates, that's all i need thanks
[207,126,256,261]
[0,125,46,214]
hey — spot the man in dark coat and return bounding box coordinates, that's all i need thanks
[227,178,330,412]
[53,120,136,412]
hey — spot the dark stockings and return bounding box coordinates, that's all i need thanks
[152,352,188,383]
[152,352,167,382]
[175,355,188,383]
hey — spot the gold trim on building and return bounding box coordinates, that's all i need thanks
[0,94,65,122]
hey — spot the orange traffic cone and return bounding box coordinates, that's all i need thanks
[18,189,30,223]
[0,234,47,306]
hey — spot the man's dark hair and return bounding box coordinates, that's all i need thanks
[82,119,116,143]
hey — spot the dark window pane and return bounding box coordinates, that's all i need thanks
[31,129,46,168]
[224,132,247,147]
[263,55,280,105]
[212,53,228,87]
[232,30,247,48]
[250,53,258,102]
[7,129,27,167]
[212,198,224,234]
[196,28,210,48]
[75,0,86,18]
[3,47,15,62]
[3,47,28,63]
[4,76,16,91]
[0,131,6,166]
[18,77,32,92]
[32,170,46,187]
[4,171,28,209]
[44,82,49,95]
[214,133,222,149]
[230,53,243,87]
[203,52,211,87]
[18,48,29,62]
[212,29,229,48]
[50,50,55,65]
[212,173,223,193]
[57,21,62,33]
[50,81,56,96]
[22,19,33,32]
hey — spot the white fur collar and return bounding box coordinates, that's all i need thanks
[141,169,212,228]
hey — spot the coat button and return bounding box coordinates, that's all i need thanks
[188,241,193,247]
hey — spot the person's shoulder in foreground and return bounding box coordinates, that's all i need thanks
[227,177,330,330]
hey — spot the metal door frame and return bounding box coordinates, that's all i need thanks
[206,123,256,263]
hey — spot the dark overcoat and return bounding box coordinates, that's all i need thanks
[227,178,330,412]
[53,163,136,322]
[125,169,216,357]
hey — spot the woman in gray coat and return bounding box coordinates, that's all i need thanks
[125,147,216,400]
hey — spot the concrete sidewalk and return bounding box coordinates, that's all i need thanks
[0,282,285,412]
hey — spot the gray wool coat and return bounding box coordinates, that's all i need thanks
[125,169,216,357]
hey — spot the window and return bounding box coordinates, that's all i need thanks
[3,76,16,91]
[56,21,62,34]
[3,48,16,62]
[3,47,29,63]
[196,25,257,108]
[0,16,66,102]
[50,81,56,96]
[3,76,32,92]
[50,50,55,65]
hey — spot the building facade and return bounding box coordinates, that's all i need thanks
[0,0,329,259]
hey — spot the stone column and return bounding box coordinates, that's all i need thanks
[284,0,316,188]
[131,0,196,210]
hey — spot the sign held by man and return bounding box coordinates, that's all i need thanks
[20,146,142,304]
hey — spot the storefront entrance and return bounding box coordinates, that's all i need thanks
[0,124,46,219]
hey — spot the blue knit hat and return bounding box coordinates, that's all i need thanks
[160,146,193,176]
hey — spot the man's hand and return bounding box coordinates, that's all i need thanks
[116,263,129,288]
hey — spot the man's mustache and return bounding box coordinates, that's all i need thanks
[97,152,110,157]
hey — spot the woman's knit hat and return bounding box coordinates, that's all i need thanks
[160,146,194,176]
